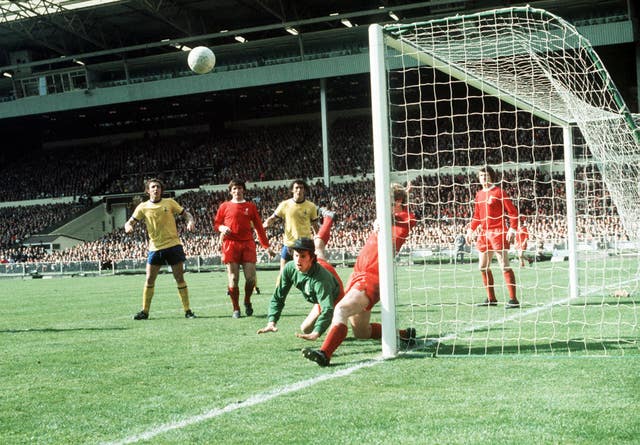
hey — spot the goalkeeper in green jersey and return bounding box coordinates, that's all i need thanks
[257,238,343,340]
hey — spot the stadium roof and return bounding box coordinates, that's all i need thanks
[0,0,628,70]
[0,0,631,147]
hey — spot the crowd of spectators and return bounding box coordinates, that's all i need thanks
[0,166,631,265]
[0,111,632,265]
[0,111,585,204]
[0,118,375,202]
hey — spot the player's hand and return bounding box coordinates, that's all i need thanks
[295,331,320,341]
[219,225,230,235]
[186,220,196,232]
[507,227,516,244]
[124,222,133,233]
[257,323,278,334]
[465,229,474,245]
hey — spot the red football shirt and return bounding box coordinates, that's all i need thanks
[354,209,416,276]
[213,201,269,248]
[469,185,518,232]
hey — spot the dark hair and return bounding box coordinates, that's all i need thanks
[290,179,308,193]
[478,165,496,183]
[228,178,246,191]
[291,238,317,262]
[145,178,164,192]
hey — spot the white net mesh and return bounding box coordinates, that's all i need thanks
[373,7,640,356]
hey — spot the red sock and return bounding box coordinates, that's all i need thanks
[243,281,254,305]
[369,322,382,339]
[317,216,333,245]
[481,270,497,301]
[228,287,240,311]
[503,269,517,301]
[320,323,348,359]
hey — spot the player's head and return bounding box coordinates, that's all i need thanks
[291,237,317,272]
[290,179,308,193]
[145,178,164,194]
[290,179,308,202]
[478,165,496,183]
[390,183,409,206]
[228,178,246,191]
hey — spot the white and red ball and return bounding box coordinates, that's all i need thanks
[188,46,216,74]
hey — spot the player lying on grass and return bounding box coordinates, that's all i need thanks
[302,183,417,367]
[256,237,343,340]
[125,178,196,320]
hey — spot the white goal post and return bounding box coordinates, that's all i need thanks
[370,6,640,357]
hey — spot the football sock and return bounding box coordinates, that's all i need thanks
[481,269,497,301]
[228,287,240,311]
[369,322,382,339]
[177,281,190,311]
[244,281,254,305]
[503,269,517,301]
[142,285,154,313]
[317,214,334,245]
[320,323,348,359]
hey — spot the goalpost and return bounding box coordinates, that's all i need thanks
[370,6,640,357]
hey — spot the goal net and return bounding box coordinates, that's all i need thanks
[370,6,640,357]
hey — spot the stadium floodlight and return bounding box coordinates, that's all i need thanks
[3,72,12,78]
[340,18,353,28]
[370,6,640,358]
[388,11,400,21]
[285,26,299,35]
[234,35,247,43]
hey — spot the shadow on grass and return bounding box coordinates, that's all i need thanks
[1,326,129,334]
[412,336,639,356]
[573,299,638,306]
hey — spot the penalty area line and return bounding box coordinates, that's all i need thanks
[101,357,383,445]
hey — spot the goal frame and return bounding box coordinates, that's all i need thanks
[369,7,640,357]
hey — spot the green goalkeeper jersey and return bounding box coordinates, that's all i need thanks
[267,260,340,335]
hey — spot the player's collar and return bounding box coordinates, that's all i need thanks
[231,199,246,203]
[483,184,496,191]
[150,198,163,204]
[292,198,305,204]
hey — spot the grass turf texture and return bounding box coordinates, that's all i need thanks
[1,265,638,444]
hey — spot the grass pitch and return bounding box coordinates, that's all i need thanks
[1,265,639,444]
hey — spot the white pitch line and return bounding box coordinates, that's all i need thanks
[428,276,640,344]
[103,276,639,444]
[101,357,383,445]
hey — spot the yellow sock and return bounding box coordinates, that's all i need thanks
[177,281,190,311]
[142,285,154,313]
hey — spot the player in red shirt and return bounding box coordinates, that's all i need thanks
[466,166,520,308]
[302,183,417,366]
[214,179,270,318]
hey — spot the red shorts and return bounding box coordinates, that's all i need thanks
[516,241,528,251]
[345,271,379,311]
[221,239,257,264]
[476,229,510,253]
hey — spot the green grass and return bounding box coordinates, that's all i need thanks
[1,265,639,444]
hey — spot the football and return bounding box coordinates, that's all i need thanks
[187,46,216,74]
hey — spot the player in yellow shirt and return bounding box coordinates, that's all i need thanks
[263,179,320,271]
[124,178,197,320]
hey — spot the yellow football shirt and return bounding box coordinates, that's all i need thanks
[274,199,318,247]
[132,198,184,251]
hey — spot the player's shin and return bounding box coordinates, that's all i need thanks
[320,323,348,358]
[142,285,154,313]
[177,281,190,311]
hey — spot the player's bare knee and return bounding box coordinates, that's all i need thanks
[332,304,352,325]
